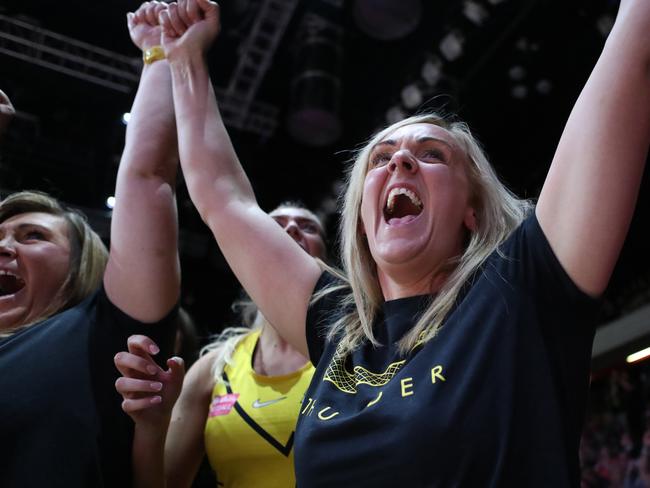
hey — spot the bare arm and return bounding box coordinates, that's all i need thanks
[161,0,320,355]
[104,1,181,322]
[164,352,215,488]
[537,0,650,297]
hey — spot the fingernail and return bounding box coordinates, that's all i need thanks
[149,344,160,354]
[147,365,158,375]
[151,382,163,391]
[151,396,162,404]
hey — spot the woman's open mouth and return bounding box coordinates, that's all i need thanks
[383,187,423,225]
[0,270,25,298]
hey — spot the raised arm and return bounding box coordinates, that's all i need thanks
[104,1,181,321]
[537,0,650,297]
[161,0,321,354]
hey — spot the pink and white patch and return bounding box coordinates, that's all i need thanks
[208,393,240,417]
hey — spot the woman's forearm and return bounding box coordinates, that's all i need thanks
[132,422,169,488]
[169,52,257,227]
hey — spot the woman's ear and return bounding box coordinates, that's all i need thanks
[464,207,477,232]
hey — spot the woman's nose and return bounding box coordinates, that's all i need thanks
[0,237,16,258]
[387,150,417,174]
[285,220,301,239]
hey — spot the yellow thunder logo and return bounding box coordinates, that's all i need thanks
[323,344,406,394]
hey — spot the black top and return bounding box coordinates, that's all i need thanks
[296,215,599,487]
[0,286,176,488]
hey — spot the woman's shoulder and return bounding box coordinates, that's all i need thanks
[311,269,350,309]
[184,349,220,397]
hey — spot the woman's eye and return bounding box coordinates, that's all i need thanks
[422,149,445,162]
[370,152,392,167]
[24,230,46,240]
[300,222,319,233]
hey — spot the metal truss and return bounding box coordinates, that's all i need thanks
[224,0,299,130]
[0,14,140,93]
[0,0,297,139]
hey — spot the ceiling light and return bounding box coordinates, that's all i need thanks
[401,84,423,109]
[463,1,489,26]
[286,13,343,147]
[386,106,406,124]
[421,58,442,86]
[627,346,650,363]
[508,65,526,81]
[596,15,614,38]
[511,84,527,99]
[535,79,552,95]
[353,0,422,41]
[439,31,464,61]
[515,37,528,51]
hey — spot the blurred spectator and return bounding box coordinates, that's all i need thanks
[582,362,650,487]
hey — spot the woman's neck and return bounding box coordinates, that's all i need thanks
[377,267,448,300]
[252,316,310,376]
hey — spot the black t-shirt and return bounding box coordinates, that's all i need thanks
[296,215,599,487]
[0,286,176,487]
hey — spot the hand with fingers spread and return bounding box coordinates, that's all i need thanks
[127,1,168,52]
[159,0,220,61]
[114,334,185,428]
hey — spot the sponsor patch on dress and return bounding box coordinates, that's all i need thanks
[209,393,240,417]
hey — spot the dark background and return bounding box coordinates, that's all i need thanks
[1,0,648,346]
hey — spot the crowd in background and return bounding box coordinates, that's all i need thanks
[582,362,650,487]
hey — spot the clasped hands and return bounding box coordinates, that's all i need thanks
[127,0,220,60]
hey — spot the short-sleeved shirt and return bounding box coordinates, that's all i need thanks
[0,286,176,487]
[295,215,599,487]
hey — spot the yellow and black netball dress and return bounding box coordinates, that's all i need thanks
[205,330,314,487]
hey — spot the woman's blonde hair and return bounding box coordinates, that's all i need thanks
[200,311,265,384]
[319,113,534,356]
[0,190,108,335]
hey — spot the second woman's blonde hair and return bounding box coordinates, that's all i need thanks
[319,113,534,356]
[200,314,265,384]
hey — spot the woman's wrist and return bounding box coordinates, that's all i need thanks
[133,416,171,441]
[143,45,166,65]
[167,50,209,85]
[167,47,207,67]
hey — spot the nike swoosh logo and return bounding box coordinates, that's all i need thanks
[252,397,287,408]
